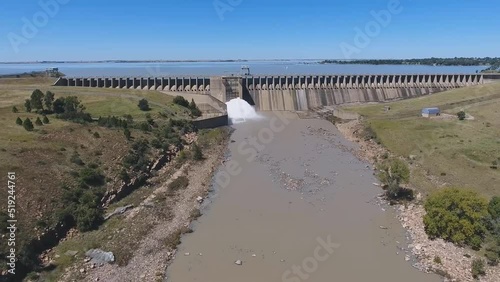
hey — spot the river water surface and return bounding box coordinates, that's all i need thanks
[166,113,440,282]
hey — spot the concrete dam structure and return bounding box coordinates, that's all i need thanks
[54,74,491,111]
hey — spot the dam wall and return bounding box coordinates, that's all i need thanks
[54,74,493,111]
[240,74,484,111]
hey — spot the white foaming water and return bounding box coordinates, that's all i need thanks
[226,98,261,124]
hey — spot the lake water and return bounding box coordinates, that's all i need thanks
[0,61,487,77]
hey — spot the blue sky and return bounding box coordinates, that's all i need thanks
[0,0,498,61]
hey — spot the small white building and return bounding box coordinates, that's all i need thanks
[421,107,440,117]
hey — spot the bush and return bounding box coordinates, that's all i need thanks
[377,159,410,185]
[12,106,18,113]
[124,128,132,140]
[138,98,150,111]
[42,115,50,124]
[35,117,43,126]
[173,96,189,108]
[471,259,486,279]
[423,188,489,249]
[24,99,32,112]
[168,176,189,192]
[79,167,105,186]
[377,158,411,200]
[23,118,34,131]
[70,152,85,166]
[457,111,466,120]
[15,117,23,126]
[192,143,203,160]
[189,99,202,117]
[93,132,100,138]
[119,169,130,183]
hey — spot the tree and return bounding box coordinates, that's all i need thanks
[24,99,32,113]
[44,91,55,111]
[189,99,202,117]
[12,106,18,113]
[53,97,65,113]
[35,117,43,126]
[423,188,489,249]
[377,159,410,185]
[138,99,151,111]
[124,128,132,140]
[457,110,466,120]
[192,143,203,160]
[23,118,34,131]
[30,89,45,112]
[119,169,130,183]
[42,115,50,124]
[376,158,411,199]
[173,96,189,108]
[16,117,23,126]
[471,259,486,279]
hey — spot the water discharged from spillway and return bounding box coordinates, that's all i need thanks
[226,98,261,124]
[166,113,440,282]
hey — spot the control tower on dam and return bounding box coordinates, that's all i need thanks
[54,73,497,111]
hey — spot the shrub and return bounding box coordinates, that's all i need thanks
[119,169,130,183]
[70,152,85,166]
[173,96,189,108]
[423,188,489,249]
[79,167,105,186]
[489,196,500,220]
[24,99,32,112]
[168,176,189,192]
[93,132,100,138]
[124,128,132,140]
[30,89,45,111]
[433,256,442,264]
[23,118,34,131]
[35,117,43,126]
[138,98,150,111]
[15,117,23,126]
[377,159,410,185]
[189,99,202,117]
[12,106,18,113]
[471,259,486,279]
[377,158,411,200]
[42,115,49,124]
[192,143,203,160]
[457,111,466,120]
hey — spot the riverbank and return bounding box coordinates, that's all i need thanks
[50,128,231,281]
[336,119,500,281]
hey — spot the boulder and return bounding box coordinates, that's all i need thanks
[85,249,115,264]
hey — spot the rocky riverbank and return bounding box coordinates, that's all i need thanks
[336,119,500,282]
[52,128,231,282]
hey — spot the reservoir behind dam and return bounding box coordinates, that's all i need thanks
[166,113,441,282]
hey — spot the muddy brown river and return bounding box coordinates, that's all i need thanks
[166,112,441,282]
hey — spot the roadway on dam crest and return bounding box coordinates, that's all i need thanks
[166,113,441,282]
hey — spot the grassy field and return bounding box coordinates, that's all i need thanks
[0,76,194,278]
[344,83,500,197]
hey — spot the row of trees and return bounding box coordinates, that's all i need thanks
[16,116,49,131]
[320,57,500,66]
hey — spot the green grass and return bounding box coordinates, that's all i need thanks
[345,82,500,197]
